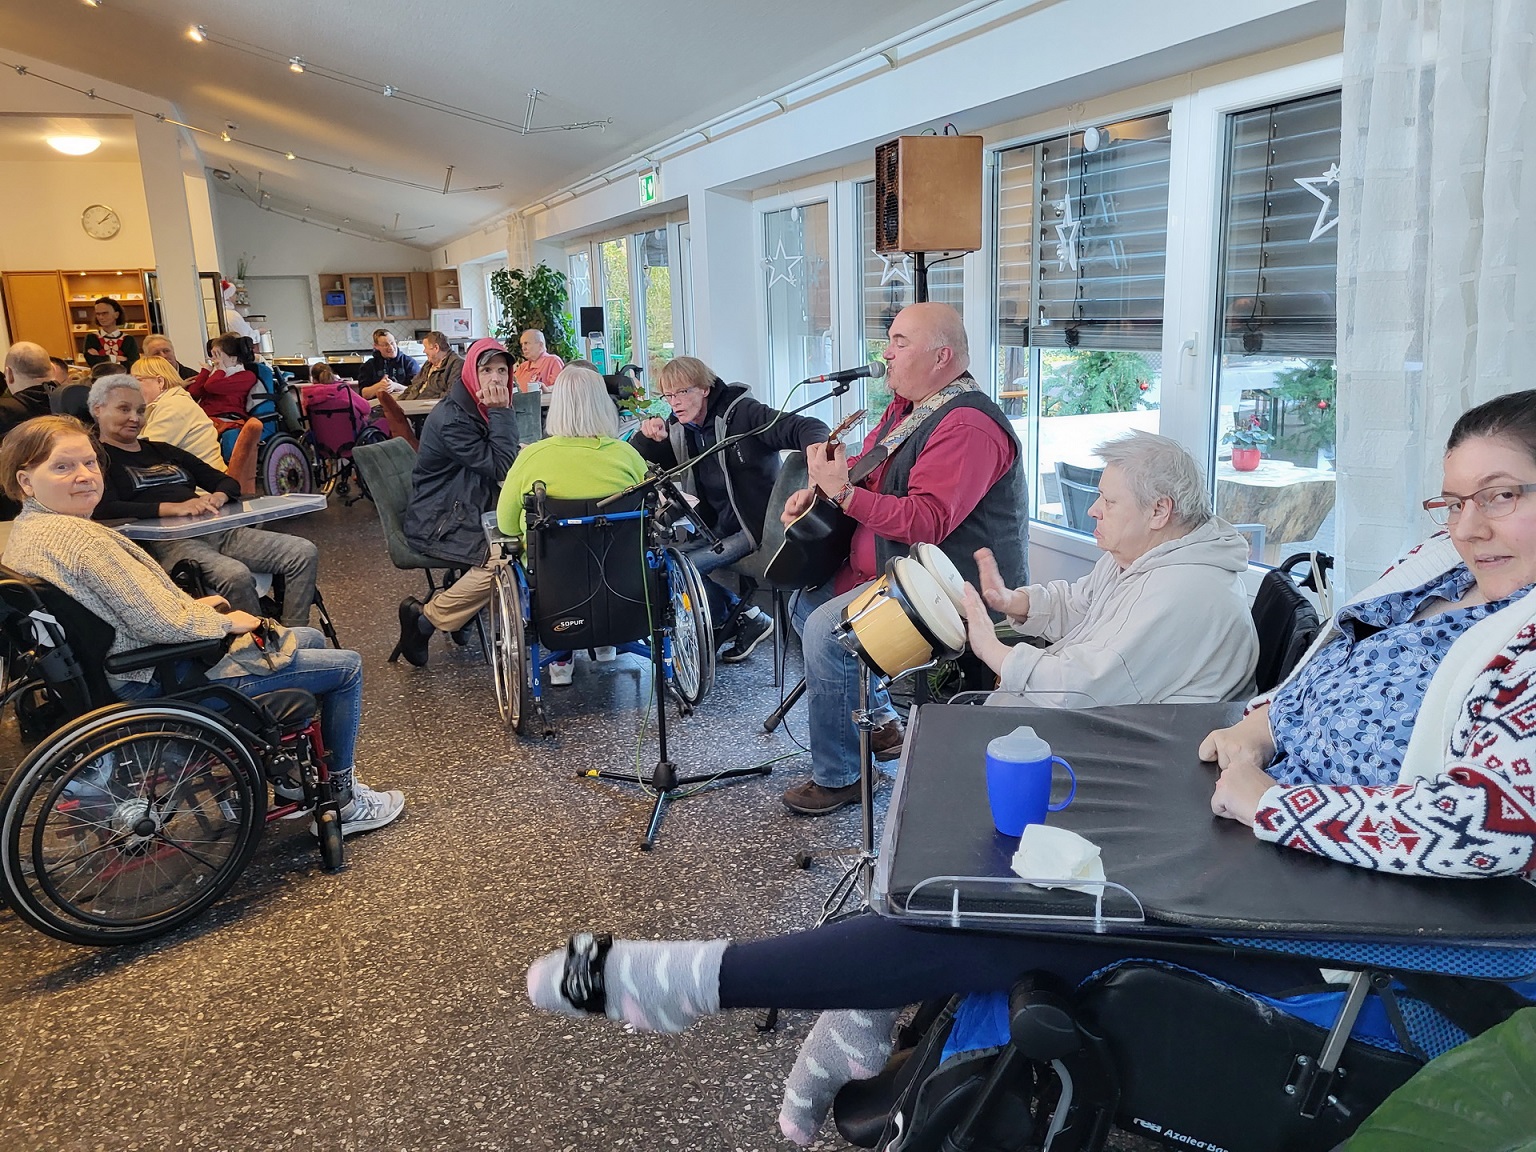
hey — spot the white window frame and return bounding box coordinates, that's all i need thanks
[752,182,842,416]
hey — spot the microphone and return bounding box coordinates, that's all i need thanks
[802,361,887,385]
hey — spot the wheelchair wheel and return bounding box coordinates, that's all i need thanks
[490,563,534,735]
[260,434,315,495]
[664,547,714,708]
[0,701,266,946]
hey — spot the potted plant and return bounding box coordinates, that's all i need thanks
[1222,412,1272,471]
[488,264,578,363]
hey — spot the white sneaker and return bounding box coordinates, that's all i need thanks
[593,645,617,663]
[311,781,405,837]
[548,658,575,686]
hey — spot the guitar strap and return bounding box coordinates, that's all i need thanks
[847,374,982,485]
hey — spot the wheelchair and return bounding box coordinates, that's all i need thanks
[0,567,349,946]
[210,374,314,496]
[168,559,343,650]
[487,480,715,738]
[300,384,387,505]
[832,935,1536,1151]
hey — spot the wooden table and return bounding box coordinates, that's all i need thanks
[395,398,439,418]
[117,494,328,542]
[1215,459,1334,563]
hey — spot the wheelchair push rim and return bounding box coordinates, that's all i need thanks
[663,547,714,708]
[490,562,534,735]
[0,701,266,946]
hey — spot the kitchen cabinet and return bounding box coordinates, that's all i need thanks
[318,272,431,324]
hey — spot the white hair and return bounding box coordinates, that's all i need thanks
[546,366,619,439]
[1093,429,1212,528]
[87,373,142,413]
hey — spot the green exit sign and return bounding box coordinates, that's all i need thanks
[638,170,658,204]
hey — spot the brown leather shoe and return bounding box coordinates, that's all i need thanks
[781,777,862,816]
[869,719,905,762]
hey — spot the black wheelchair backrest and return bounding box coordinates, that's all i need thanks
[0,566,118,716]
[1251,556,1325,694]
[523,488,659,651]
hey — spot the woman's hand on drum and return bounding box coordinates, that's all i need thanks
[781,486,817,526]
[639,417,669,442]
[973,548,1029,619]
[961,582,1011,674]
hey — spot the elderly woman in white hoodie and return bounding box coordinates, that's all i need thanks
[962,430,1257,705]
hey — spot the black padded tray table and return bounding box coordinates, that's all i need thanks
[872,703,1536,945]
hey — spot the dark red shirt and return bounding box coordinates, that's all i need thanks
[836,396,1016,593]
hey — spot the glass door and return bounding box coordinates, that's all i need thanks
[599,238,633,371]
[761,199,835,412]
[636,227,673,381]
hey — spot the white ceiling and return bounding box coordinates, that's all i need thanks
[0,0,970,249]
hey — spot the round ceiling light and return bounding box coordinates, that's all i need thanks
[47,136,102,156]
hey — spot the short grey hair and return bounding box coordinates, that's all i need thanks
[4,341,52,384]
[546,366,619,439]
[87,373,143,414]
[1093,430,1211,528]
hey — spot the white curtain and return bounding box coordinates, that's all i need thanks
[1336,0,1536,595]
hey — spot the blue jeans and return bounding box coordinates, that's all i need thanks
[791,580,896,789]
[118,628,364,794]
[684,528,755,629]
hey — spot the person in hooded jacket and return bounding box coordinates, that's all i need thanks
[396,338,520,666]
[961,429,1258,705]
[633,355,829,662]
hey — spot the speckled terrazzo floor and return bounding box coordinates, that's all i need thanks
[0,494,1158,1152]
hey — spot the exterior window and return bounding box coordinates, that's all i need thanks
[1212,90,1341,564]
[763,202,832,408]
[599,238,633,370]
[993,112,1171,531]
[636,227,674,381]
[855,181,963,420]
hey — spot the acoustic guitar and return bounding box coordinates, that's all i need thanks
[765,409,867,589]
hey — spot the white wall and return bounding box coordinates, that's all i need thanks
[0,159,155,270]
[211,191,433,351]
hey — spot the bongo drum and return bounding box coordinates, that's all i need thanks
[911,542,966,614]
[836,556,966,679]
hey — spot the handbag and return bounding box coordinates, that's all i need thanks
[218,619,299,675]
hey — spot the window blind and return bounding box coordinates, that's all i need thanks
[1219,90,1341,357]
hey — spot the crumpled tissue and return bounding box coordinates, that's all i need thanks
[1009,824,1106,895]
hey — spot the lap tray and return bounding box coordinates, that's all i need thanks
[871,703,1536,946]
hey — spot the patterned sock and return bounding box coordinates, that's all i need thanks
[525,937,727,1033]
[778,1007,901,1146]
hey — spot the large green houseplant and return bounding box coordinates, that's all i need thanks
[489,264,578,363]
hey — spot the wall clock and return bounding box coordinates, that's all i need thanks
[81,204,121,240]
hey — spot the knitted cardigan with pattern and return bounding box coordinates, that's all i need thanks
[1253,534,1536,877]
[2,502,236,682]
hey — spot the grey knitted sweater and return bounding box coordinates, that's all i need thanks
[3,501,236,682]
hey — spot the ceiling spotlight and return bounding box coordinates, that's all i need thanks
[188,24,206,42]
[382,85,396,97]
[82,0,103,7]
[47,136,101,156]
[220,131,231,142]
[288,56,306,73]
[285,151,296,160]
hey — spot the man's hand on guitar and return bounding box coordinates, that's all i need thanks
[781,486,817,526]
[975,547,1029,619]
[806,441,850,501]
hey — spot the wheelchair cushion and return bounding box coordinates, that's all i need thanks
[1080,962,1420,1152]
[251,688,319,735]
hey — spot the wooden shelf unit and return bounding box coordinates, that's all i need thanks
[428,268,462,309]
[1,269,153,363]
[318,271,430,324]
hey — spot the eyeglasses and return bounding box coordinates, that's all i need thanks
[1422,483,1536,525]
[661,386,701,403]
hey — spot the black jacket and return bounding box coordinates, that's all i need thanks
[403,378,521,566]
[632,382,829,547]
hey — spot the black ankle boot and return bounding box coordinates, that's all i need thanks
[395,597,431,667]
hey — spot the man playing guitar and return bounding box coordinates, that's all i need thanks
[779,302,1029,816]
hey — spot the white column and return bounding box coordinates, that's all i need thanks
[133,115,204,362]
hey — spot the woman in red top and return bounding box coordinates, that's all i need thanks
[189,332,258,418]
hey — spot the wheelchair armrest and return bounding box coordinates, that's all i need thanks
[104,638,226,675]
